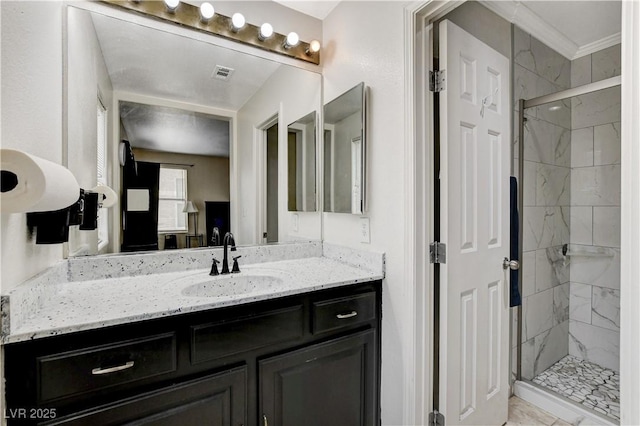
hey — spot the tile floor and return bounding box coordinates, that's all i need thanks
[507,396,571,426]
[532,355,620,420]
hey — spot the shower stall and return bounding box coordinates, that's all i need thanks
[514,33,621,424]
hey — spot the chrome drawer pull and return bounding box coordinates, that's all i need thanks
[263,414,268,426]
[91,361,135,375]
[336,311,358,319]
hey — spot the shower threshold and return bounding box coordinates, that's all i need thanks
[514,356,619,425]
[532,356,619,421]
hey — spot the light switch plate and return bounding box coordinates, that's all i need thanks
[359,216,370,243]
[292,213,299,232]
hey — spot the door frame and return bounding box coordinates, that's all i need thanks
[255,113,279,244]
[403,2,460,424]
[405,0,640,425]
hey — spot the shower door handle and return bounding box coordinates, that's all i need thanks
[503,257,520,270]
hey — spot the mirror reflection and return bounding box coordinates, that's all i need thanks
[66,5,322,255]
[287,111,317,212]
[119,101,230,252]
[323,82,366,214]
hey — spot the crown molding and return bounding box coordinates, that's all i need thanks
[573,32,622,59]
[482,0,617,61]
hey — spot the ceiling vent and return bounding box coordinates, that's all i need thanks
[212,65,235,81]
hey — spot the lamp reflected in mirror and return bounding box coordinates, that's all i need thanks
[183,200,199,235]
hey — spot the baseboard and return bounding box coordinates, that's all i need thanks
[513,381,617,426]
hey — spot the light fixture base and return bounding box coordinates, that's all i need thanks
[101,0,320,65]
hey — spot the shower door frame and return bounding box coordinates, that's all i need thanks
[407,1,640,424]
[515,75,622,380]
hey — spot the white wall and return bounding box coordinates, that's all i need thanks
[322,2,408,424]
[0,1,65,294]
[619,3,640,423]
[236,65,322,245]
[1,4,64,418]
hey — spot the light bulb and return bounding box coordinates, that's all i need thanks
[164,0,179,11]
[231,13,245,31]
[284,32,299,49]
[307,39,321,54]
[259,23,273,41]
[199,2,214,21]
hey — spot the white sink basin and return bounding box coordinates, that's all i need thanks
[180,273,285,298]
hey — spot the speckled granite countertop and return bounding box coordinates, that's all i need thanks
[1,242,384,344]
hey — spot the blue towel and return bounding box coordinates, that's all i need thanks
[510,176,522,307]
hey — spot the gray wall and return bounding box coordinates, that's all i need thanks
[514,25,572,381]
[438,1,511,59]
[568,44,621,373]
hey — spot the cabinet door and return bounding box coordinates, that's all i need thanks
[259,330,378,426]
[45,366,246,426]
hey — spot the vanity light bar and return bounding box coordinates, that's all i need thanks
[101,0,320,65]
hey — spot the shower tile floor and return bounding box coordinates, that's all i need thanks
[532,355,620,421]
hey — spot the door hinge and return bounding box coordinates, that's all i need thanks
[429,69,446,92]
[429,242,446,264]
[429,410,445,426]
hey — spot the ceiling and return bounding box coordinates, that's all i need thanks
[119,102,230,157]
[91,12,282,156]
[483,0,621,59]
[272,0,340,20]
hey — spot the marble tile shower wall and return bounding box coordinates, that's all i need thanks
[513,26,572,380]
[568,44,621,372]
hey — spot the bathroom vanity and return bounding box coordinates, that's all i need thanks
[1,243,384,426]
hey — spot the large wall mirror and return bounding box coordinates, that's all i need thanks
[323,82,366,214]
[65,4,322,256]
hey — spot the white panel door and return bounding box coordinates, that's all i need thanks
[438,20,510,426]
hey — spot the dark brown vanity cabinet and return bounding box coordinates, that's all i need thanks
[45,367,247,426]
[4,281,381,426]
[259,330,377,426]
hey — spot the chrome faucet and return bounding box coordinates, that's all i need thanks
[221,232,236,274]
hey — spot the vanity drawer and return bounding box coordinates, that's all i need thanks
[37,332,177,403]
[312,292,376,334]
[190,305,304,365]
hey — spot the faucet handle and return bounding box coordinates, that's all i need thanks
[210,257,220,276]
[231,255,242,273]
